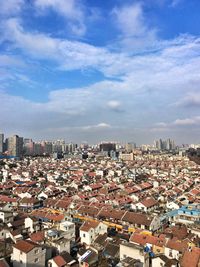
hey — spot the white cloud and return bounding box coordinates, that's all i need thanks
[34,0,86,36]
[112,3,157,50]
[170,0,183,7]
[174,93,200,108]
[82,123,111,131]
[173,118,197,126]
[107,100,122,111]
[156,116,200,129]
[2,18,200,84]
[1,7,200,142]
[155,122,168,127]
[2,18,114,74]
[0,0,24,16]
[0,55,25,67]
[112,3,146,37]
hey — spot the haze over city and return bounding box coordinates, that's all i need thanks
[0,0,200,143]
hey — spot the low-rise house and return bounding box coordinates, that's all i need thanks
[151,255,179,267]
[19,198,42,211]
[103,242,120,261]
[0,210,14,223]
[11,239,46,267]
[78,249,98,267]
[45,229,71,254]
[121,212,161,231]
[119,242,150,267]
[25,217,40,233]
[29,231,45,244]
[80,221,107,245]
[133,197,158,212]
[91,233,107,251]
[58,221,75,243]
[165,237,189,260]
[48,252,76,267]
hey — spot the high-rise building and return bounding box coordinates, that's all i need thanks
[99,142,116,152]
[24,139,34,155]
[125,142,136,153]
[7,135,23,157]
[0,133,4,154]
[41,141,53,155]
[154,138,175,151]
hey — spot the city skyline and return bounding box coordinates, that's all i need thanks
[1,0,200,143]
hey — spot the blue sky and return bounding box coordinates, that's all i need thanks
[0,0,200,144]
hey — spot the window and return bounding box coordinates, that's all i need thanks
[35,249,39,254]
[83,233,85,237]
[34,258,39,263]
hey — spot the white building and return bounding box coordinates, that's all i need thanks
[120,242,150,267]
[80,221,107,245]
[0,210,13,223]
[58,221,75,242]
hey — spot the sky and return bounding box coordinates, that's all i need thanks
[0,0,200,144]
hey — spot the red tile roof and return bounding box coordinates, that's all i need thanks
[53,255,66,267]
[30,231,45,243]
[181,248,200,267]
[13,240,38,253]
[80,221,100,232]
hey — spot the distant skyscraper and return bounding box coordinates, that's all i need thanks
[99,142,116,152]
[125,142,136,152]
[154,138,175,151]
[154,139,163,150]
[7,135,23,157]
[24,139,34,155]
[0,133,4,154]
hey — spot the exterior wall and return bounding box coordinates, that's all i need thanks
[150,216,161,231]
[47,259,58,267]
[80,229,93,245]
[52,239,70,253]
[152,245,164,255]
[95,170,104,176]
[135,203,147,212]
[59,221,75,241]
[120,153,134,161]
[151,257,165,267]
[166,202,179,210]
[0,211,13,223]
[0,228,9,239]
[165,247,179,260]
[25,218,34,233]
[96,222,107,235]
[80,222,107,245]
